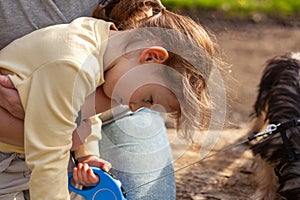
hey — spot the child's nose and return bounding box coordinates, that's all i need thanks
[129,102,138,112]
[129,102,145,112]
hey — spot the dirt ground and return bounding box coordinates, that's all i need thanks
[171,10,300,199]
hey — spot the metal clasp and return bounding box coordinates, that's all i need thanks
[266,124,279,132]
[248,123,281,141]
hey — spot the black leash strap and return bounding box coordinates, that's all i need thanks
[248,118,300,142]
[247,118,300,178]
[273,118,300,177]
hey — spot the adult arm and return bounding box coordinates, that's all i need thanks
[0,76,25,147]
[0,107,24,146]
[0,74,24,119]
[0,74,100,153]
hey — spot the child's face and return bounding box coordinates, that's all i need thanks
[103,52,180,113]
[128,83,180,113]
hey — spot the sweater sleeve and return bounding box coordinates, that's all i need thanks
[74,114,102,159]
[22,60,97,200]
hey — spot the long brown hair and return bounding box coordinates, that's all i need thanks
[94,0,225,141]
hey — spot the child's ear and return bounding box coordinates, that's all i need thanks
[138,46,169,64]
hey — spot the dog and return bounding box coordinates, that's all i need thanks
[248,52,300,199]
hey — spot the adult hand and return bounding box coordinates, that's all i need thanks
[0,74,25,119]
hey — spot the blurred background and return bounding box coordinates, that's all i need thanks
[163,0,300,18]
[162,0,300,128]
[161,1,300,199]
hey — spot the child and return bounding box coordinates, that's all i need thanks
[0,2,221,200]
[0,0,178,199]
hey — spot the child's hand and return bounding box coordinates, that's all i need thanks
[73,163,100,186]
[73,155,112,186]
[77,155,112,172]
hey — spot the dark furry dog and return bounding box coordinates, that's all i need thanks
[248,52,300,199]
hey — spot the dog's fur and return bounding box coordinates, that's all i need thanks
[248,52,300,199]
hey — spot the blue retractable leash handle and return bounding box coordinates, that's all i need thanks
[68,167,127,200]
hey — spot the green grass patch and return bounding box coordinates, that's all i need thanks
[162,0,300,17]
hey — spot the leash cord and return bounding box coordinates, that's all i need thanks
[127,122,284,193]
[126,138,249,193]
